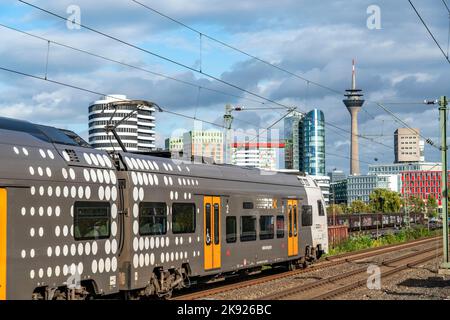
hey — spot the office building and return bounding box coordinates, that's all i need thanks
[165,136,183,158]
[368,162,441,175]
[284,109,325,175]
[328,169,346,183]
[231,142,284,171]
[183,130,224,164]
[330,180,348,204]
[401,170,450,207]
[284,111,304,170]
[394,128,424,163]
[88,95,156,152]
[347,174,399,204]
[301,109,326,176]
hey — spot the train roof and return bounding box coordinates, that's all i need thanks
[0,116,319,192]
[0,116,89,148]
[118,151,317,190]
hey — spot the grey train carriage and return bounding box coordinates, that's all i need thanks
[0,116,328,300]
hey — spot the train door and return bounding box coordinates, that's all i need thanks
[204,196,221,270]
[287,199,298,256]
[0,189,6,300]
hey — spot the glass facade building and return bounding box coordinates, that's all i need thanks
[301,109,325,176]
[284,112,303,170]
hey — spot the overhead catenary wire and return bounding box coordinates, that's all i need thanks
[130,0,440,147]
[0,23,342,150]
[16,0,299,114]
[127,0,433,151]
[374,102,439,150]
[0,63,378,167]
[442,0,450,14]
[0,23,272,108]
[409,0,450,63]
[0,22,276,132]
[131,0,343,96]
[0,64,260,135]
[2,9,396,152]
[326,125,384,156]
[14,1,439,155]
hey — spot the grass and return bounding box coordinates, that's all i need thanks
[327,227,441,256]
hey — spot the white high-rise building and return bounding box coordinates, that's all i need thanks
[394,128,424,163]
[231,142,283,171]
[88,95,156,152]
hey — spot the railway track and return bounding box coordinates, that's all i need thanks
[262,242,442,300]
[171,236,440,300]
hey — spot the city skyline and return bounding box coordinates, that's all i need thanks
[0,1,446,175]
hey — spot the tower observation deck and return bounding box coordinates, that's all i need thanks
[343,60,365,175]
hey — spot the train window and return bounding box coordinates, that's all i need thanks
[214,203,220,245]
[172,203,196,234]
[139,202,167,236]
[317,200,325,216]
[240,216,256,242]
[259,216,274,240]
[205,204,211,245]
[226,216,237,243]
[74,202,110,240]
[37,125,80,146]
[302,205,313,227]
[243,202,254,209]
[276,216,285,238]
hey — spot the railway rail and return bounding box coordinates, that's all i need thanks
[172,236,440,300]
[262,243,441,300]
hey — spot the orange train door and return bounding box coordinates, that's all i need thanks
[204,196,221,270]
[287,199,299,257]
[0,189,6,300]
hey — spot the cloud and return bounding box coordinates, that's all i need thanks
[0,0,449,175]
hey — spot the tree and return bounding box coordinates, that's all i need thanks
[427,195,438,217]
[426,195,438,230]
[327,204,343,215]
[339,203,350,214]
[409,196,425,214]
[350,200,369,214]
[369,188,402,213]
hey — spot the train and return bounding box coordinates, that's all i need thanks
[327,212,425,232]
[0,116,328,300]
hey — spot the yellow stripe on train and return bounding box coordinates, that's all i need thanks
[0,188,6,300]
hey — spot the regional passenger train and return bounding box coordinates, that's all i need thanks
[0,116,328,300]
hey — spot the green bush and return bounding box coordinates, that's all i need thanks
[327,227,438,256]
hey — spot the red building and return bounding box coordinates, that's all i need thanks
[401,171,450,206]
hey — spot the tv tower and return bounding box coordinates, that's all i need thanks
[343,59,365,175]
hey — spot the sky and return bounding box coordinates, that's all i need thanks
[0,0,449,175]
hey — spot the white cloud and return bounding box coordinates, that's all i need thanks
[1,0,448,174]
